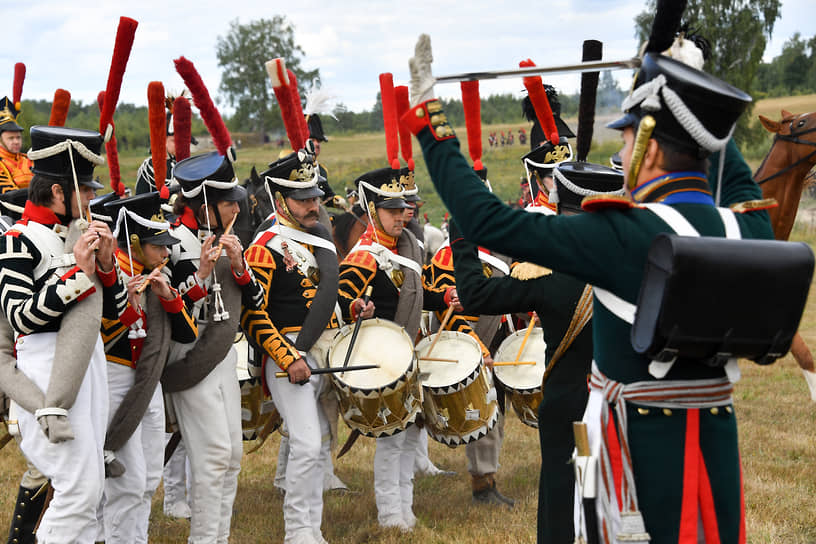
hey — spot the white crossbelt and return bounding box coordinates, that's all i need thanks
[592,203,741,381]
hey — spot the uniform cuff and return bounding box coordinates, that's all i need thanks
[96,261,119,287]
[160,290,185,313]
[120,305,143,327]
[444,287,455,306]
[58,269,96,305]
[232,261,252,285]
[401,99,456,141]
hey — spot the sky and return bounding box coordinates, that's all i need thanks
[3,0,814,115]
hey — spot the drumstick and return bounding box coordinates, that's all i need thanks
[136,258,170,294]
[213,212,239,260]
[425,304,456,359]
[514,314,538,363]
[420,356,458,363]
[492,360,537,366]
[342,285,374,372]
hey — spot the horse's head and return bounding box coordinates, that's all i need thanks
[756,109,816,241]
[238,165,276,244]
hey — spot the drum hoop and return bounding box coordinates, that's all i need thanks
[426,402,499,446]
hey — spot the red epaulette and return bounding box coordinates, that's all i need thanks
[431,246,453,269]
[581,194,636,213]
[3,229,20,237]
[245,244,276,269]
[342,250,378,273]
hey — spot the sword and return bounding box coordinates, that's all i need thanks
[434,58,641,85]
[274,364,380,379]
[342,285,373,370]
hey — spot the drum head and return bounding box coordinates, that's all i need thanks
[493,328,548,390]
[328,318,415,389]
[416,331,482,388]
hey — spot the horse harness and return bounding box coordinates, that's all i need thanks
[755,121,816,185]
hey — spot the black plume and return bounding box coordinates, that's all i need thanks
[645,0,688,53]
[576,40,603,162]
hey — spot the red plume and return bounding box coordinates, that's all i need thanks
[48,89,71,127]
[13,63,25,109]
[98,91,126,196]
[379,73,401,171]
[148,82,169,199]
[460,80,483,171]
[395,85,414,171]
[287,70,309,145]
[174,56,233,156]
[286,70,309,148]
[99,17,138,140]
[520,59,559,145]
[267,58,304,151]
[173,96,192,161]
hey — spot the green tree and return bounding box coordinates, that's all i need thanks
[634,0,781,148]
[216,17,320,138]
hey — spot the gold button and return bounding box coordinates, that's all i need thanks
[416,109,425,118]
[75,289,81,294]
[662,408,672,416]
[65,296,71,301]
[435,126,447,138]
[710,407,719,415]
[637,407,649,415]
[725,406,733,414]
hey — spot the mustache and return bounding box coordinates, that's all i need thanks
[304,211,320,220]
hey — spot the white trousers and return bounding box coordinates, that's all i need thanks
[374,424,419,526]
[16,332,108,544]
[102,363,146,544]
[163,433,191,508]
[168,351,242,544]
[266,355,328,542]
[137,385,165,544]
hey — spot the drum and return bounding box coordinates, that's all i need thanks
[493,328,548,428]
[235,336,280,441]
[415,331,498,446]
[328,318,421,438]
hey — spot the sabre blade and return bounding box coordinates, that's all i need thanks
[434,58,641,84]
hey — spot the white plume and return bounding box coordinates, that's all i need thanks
[304,88,337,119]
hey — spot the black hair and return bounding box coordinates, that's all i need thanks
[28,174,63,206]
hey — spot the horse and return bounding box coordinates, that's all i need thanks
[754,109,816,400]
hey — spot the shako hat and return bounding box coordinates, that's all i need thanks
[0,187,28,222]
[608,52,751,158]
[0,97,22,133]
[89,191,120,226]
[174,151,246,205]
[522,136,573,181]
[307,114,328,142]
[262,148,324,200]
[552,162,624,215]
[522,89,575,150]
[357,167,411,210]
[27,125,105,188]
[106,191,180,246]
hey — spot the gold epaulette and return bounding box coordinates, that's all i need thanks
[245,244,277,269]
[342,250,378,273]
[729,198,778,213]
[581,194,635,212]
[431,246,453,269]
[510,261,552,280]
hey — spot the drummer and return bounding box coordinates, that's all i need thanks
[449,162,623,543]
[240,147,340,544]
[337,168,425,531]
[421,167,514,508]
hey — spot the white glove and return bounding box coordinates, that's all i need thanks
[409,34,436,107]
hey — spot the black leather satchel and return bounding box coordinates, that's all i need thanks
[631,233,814,366]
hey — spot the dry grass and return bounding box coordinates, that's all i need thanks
[753,94,816,121]
[4,118,816,543]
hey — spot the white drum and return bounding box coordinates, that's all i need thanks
[416,331,498,446]
[493,328,548,428]
[328,318,421,437]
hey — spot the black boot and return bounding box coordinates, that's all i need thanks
[7,483,49,544]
